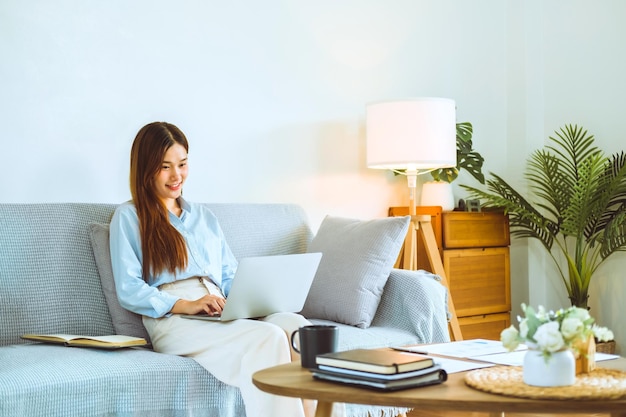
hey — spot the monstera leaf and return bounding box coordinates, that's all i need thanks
[430,122,485,184]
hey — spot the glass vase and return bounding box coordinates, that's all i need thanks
[523,349,576,387]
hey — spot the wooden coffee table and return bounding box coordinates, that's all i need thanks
[252,359,626,417]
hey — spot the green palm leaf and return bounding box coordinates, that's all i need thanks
[465,173,556,251]
[526,151,569,224]
[561,153,605,239]
[547,125,599,183]
[601,212,626,258]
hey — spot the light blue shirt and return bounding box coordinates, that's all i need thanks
[109,198,238,318]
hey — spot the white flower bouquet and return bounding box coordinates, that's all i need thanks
[501,303,614,360]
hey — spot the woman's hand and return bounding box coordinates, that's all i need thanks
[170,294,226,316]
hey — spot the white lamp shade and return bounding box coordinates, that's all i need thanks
[366,98,457,171]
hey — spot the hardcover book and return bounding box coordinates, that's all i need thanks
[311,367,447,391]
[317,363,443,380]
[316,348,434,374]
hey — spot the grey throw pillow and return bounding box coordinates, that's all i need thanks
[88,223,151,344]
[301,215,410,328]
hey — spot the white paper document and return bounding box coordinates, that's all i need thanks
[392,339,620,371]
[432,356,494,374]
[469,350,526,366]
[395,339,527,358]
[471,350,620,366]
[390,346,495,374]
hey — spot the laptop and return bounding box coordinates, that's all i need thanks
[180,252,322,322]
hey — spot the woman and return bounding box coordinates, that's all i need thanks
[109,121,312,417]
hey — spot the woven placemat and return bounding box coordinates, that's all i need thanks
[465,366,626,400]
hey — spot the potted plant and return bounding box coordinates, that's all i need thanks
[462,124,626,309]
[411,122,485,210]
[501,303,613,385]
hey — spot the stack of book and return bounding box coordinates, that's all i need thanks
[312,348,447,391]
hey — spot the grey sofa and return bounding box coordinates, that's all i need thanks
[0,203,450,417]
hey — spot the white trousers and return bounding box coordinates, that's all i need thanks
[143,277,310,417]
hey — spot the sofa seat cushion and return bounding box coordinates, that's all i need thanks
[2,343,409,417]
[0,344,244,417]
[309,319,421,351]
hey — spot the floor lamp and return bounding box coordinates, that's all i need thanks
[366,98,463,341]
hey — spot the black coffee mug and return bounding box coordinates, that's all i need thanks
[290,325,338,369]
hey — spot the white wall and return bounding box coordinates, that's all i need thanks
[1,0,508,229]
[531,0,626,353]
[2,1,624,351]
[509,1,626,352]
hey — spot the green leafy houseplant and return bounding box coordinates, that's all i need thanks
[463,124,626,308]
[430,122,485,184]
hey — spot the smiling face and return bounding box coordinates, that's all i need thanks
[130,122,190,214]
[154,143,188,210]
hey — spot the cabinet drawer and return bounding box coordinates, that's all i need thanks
[459,313,511,341]
[443,247,511,318]
[442,211,510,248]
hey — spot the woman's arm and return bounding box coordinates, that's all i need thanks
[109,203,180,318]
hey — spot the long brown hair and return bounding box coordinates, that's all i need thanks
[130,122,189,281]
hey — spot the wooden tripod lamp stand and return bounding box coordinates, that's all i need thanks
[403,192,463,341]
[366,98,463,341]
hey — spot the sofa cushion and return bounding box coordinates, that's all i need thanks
[0,344,244,417]
[88,223,151,343]
[0,204,117,346]
[301,215,410,328]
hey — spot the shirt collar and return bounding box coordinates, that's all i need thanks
[178,197,191,213]
[177,197,191,222]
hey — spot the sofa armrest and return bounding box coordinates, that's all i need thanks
[372,268,451,344]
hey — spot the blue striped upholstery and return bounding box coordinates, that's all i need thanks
[0,344,244,417]
[0,203,449,417]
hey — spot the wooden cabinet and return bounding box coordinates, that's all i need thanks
[442,211,510,249]
[388,208,511,340]
[443,211,511,340]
